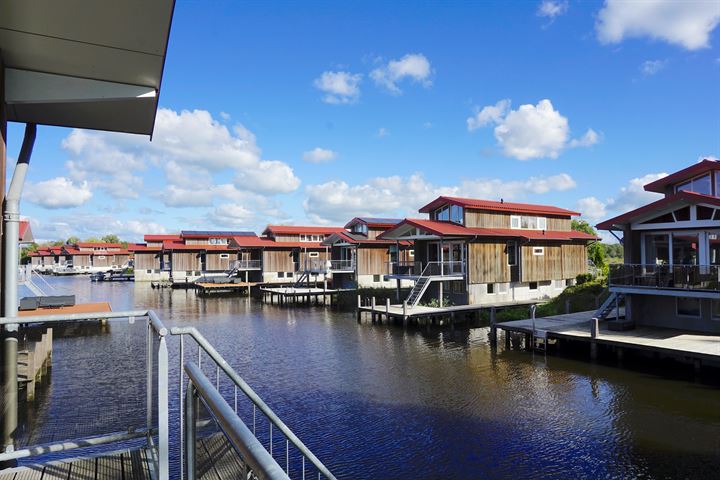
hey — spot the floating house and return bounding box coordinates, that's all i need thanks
[598,159,720,333]
[379,196,597,307]
[30,243,129,273]
[322,217,415,288]
[133,231,248,282]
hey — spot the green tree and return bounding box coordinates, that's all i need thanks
[84,236,101,243]
[21,242,39,263]
[66,235,80,245]
[571,219,606,269]
[604,243,624,261]
[101,234,121,244]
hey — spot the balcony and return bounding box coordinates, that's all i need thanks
[609,264,720,298]
[232,259,263,271]
[386,261,466,280]
[301,259,355,273]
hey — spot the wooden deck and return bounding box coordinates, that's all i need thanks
[0,448,152,479]
[497,310,720,361]
[196,433,245,479]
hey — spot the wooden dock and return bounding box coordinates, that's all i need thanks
[0,448,153,479]
[195,282,257,296]
[495,310,720,367]
[357,296,540,327]
[260,286,349,306]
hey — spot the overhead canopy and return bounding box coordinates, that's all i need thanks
[0,0,175,135]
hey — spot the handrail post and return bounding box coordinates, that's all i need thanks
[185,381,197,480]
[146,319,153,440]
[158,334,169,480]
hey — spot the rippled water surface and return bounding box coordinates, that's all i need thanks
[18,277,720,479]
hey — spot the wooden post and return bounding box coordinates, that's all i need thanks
[505,330,511,349]
[371,297,376,322]
[396,279,401,302]
[490,307,497,346]
[386,298,390,322]
[590,317,599,360]
[402,300,408,327]
[565,299,570,314]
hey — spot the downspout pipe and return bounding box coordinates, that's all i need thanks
[3,123,35,453]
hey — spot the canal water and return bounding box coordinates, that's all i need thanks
[18,277,720,479]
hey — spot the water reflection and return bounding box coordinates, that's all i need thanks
[18,276,720,479]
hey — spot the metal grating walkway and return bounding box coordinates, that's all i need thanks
[0,448,152,480]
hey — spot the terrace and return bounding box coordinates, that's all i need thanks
[609,264,720,298]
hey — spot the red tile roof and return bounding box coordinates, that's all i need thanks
[324,231,411,246]
[418,196,581,217]
[380,219,597,241]
[596,191,720,230]
[343,217,402,229]
[230,236,327,249]
[160,240,235,251]
[76,242,123,248]
[262,225,344,236]
[129,245,162,252]
[644,159,719,193]
[19,220,32,242]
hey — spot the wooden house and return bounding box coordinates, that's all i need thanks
[322,217,414,288]
[62,243,130,273]
[379,196,596,307]
[597,159,720,333]
[133,231,248,282]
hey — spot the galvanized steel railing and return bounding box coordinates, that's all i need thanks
[0,310,169,478]
[609,264,720,291]
[172,326,336,480]
[387,261,423,276]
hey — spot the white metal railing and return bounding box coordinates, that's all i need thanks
[609,264,720,291]
[232,259,263,271]
[172,326,336,480]
[421,261,466,277]
[387,261,423,276]
[301,259,354,273]
[0,310,169,478]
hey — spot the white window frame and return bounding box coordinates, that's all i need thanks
[219,253,230,259]
[532,247,544,256]
[510,216,521,229]
[308,252,320,258]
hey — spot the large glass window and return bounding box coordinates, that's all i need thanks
[672,233,699,265]
[709,233,720,265]
[435,206,449,221]
[644,234,669,265]
[676,174,712,195]
[449,205,464,224]
[507,241,517,266]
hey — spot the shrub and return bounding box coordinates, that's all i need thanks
[576,273,593,285]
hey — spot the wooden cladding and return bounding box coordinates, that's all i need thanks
[468,242,511,284]
[521,243,587,282]
[135,252,160,270]
[262,250,294,272]
[464,210,571,231]
[356,247,390,275]
[172,252,201,271]
[206,252,231,271]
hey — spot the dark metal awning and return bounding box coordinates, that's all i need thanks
[0,0,175,135]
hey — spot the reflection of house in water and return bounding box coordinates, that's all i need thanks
[599,159,720,333]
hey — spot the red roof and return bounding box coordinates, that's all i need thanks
[160,240,235,251]
[230,236,327,249]
[64,248,130,255]
[324,231,411,246]
[596,191,720,230]
[343,217,402,229]
[380,219,597,241]
[144,234,182,242]
[418,196,581,217]
[76,242,123,248]
[19,220,32,242]
[644,159,719,193]
[130,245,162,252]
[262,225,344,236]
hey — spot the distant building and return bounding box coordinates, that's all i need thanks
[598,159,720,333]
[30,243,130,273]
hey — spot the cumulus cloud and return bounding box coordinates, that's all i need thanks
[468,99,599,160]
[578,172,668,226]
[24,177,93,209]
[596,0,720,50]
[640,59,668,76]
[377,127,389,138]
[304,172,576,224]
[370,53,433,94]
[537,1,568,19]
[303,147,338,163]
[32,215,168,243]
[61,108,300,208]
[313,71,362,104]
[209,203,256,228]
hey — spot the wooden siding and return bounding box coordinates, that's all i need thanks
[547,217,571,231]
[465,211,510,229]
[273,234,301,242]
[366,228,385,240]
[299,250,329,267]
[357,246,389,275]
[172,252,201,271]
[114,254,129,266]
[135,252,160,270]
[206,252,231,271]
[92,255,112,267]
[73,255,90,267]
[561,243,587,278]
[468,242,511,284]
[262,250,294,272]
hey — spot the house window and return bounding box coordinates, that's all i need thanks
[566,279,574,287]
[278,272,285,278]
[308,252,319,258]
[510,216,521,229]
[677,297,701,317]
[507,241,517,266]
[219,254,229,259]
[511,215,547,230]
[373,274,381,283]
[532,247,544,256]
[697,206,716,220]
[676,174,712,196]
[487,283,495,294]
[449,205,464,224]
[146,269,152,274]
[537,217,547,230]
[529,282,538,290]
[434,205,450,222]
[353,223,368,235]
[287,272,294,277]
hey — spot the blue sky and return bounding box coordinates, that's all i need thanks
[7,0,720,242]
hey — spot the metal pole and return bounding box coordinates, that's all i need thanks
[185,382,196,480]
[146,321,153,434]
[158,335,169,480]
[179,334,184,480]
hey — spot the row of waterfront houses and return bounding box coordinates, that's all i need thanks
[29,242,133,273]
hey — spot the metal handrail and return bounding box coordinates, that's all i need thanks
[184,362,290,480]
[0,309,169,479]
[233,259,263,270]
[609,263,720,291]
[387,261,422,276]
[171,326,336,480]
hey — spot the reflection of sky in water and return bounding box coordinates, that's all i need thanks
[19,276,720,479]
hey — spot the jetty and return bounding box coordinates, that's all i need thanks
[261,286,349,306]
[494,310,720,370]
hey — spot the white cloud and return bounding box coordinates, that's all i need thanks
[220,111,231,121]
[537,1,568,19]
[467,99,511,131]
[32,215,168,243]
[304,172,576,224]
[580,172,668,226]
[596,0,720,50]
[24,177,93,209]
[377,127,389,138]
[61,108,300,208]
[303,147,338,163]
[640,59,667,76]
[468,99,598,160]
[209,203,256,228]
[313,71,362,104]
[370,53,433,94]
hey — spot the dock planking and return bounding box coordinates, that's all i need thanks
[0,449,152,480]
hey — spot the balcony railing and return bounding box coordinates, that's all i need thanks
[609,264,720,291]
[301,259,355,272]
[232,259,263,271]
[387,261,423,276]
